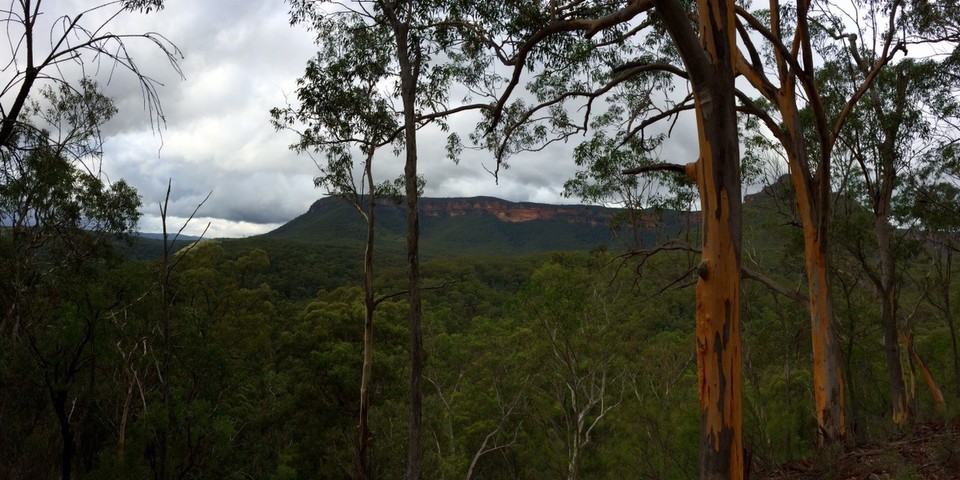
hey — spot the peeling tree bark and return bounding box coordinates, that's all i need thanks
[741,50,849,447]
[784,156,848,444]
[653,0,743,477]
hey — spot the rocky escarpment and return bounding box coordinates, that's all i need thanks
[306,195,700,229]
[419,197,615,226]
[272,194,697,255]
[308,196,619,227]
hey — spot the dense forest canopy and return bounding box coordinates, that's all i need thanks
[2,0,960,479]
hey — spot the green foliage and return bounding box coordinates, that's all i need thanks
[1,80,139,237]
[7,3,960,476]
[0,77,145,479]
[270,5,402,204]
[6,191,960,477]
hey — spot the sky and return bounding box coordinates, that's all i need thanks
[36,1,700,238]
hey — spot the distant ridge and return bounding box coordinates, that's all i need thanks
[302,195,618,225]
[265,196,694,256]
[136,232,203,242]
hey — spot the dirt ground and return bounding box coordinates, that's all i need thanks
[754,421,960,479]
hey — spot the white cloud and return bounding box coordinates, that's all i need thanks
[39,0,703,238]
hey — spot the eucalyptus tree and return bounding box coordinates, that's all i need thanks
[467,0,746,476]
[829,55,957,425]
[728,0,932,444]
[270,14,402,477]
[282,2,495,478]
[511,0,932,448]
[474,0,912,450]
[0,79,141,480]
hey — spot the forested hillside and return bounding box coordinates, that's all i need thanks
[4,1,960,480]
[5,183,960,478]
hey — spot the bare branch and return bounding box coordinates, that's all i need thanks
[373,280,457,306]
[620,97,694,145]
[742,267,809,306]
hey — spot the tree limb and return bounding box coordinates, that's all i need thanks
[373,280,458,306]
[622,160,697,182]
[488,0,655,132]
[742,267,809,307]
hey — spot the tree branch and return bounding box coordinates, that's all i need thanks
[622,160,698,182]
[742,267,809,307]
[487,0,655,132]
[373,280,458,306]
[631,102,694,141]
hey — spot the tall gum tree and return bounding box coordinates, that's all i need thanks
[733,0,912,444]
[270,17,402,475]
[830,55,956,425]
[472,1,745,476]
[485,0,912,448]
[655,2,743,475]
[283,2,498,478]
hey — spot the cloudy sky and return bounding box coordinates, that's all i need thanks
[39,1,699,237]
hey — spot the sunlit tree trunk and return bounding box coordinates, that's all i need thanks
[776,76,848,445]
[789,169,848,444]
[654,0,743,477]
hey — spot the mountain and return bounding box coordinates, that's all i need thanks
[120,191,788,298]
[263,196,696,256]
[122,189,793,266]
[136,232,203,242]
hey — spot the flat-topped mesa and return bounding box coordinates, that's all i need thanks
[309,196,620,227]
[419,197,612,226]
[270,194,703,255]
[303,196,702,234]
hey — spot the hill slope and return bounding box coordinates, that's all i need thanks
[264,195,695,256]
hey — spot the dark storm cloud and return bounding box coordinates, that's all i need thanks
[87,0,703,237]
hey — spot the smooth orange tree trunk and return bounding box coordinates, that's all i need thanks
[901,331,947,410]
[785,162,847,444]
[733,0,895,445]
[654,0,743,477]
[776,76,848,445]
